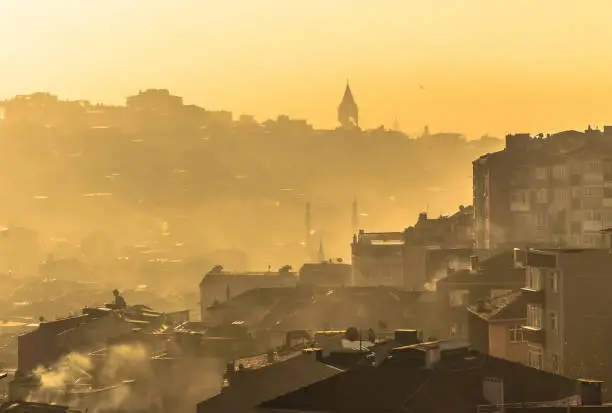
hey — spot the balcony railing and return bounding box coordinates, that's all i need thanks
[520,287,545,305]
[476,395,581,413]
[521,326,546,346]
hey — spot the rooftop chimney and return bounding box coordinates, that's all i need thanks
[225,361,236,385]
[579,379,603,406]
[394,329,420,346]
[470,255,479,273]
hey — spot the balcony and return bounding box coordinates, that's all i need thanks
[520,287,546,306]
[522,326,546,346]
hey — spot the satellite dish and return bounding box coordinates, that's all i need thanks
[337,258,343,263]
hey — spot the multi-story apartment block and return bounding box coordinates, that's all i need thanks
[474,126,612,249]
[351,206,476,289]
[517,247,612,394]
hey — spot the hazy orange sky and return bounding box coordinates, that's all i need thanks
[1,0,612,137]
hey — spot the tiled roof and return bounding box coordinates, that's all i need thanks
[197,353,342,413]
[233,350,302,371]
[440,250,524,285]
[260,352,577,413]
[467,290,526,321]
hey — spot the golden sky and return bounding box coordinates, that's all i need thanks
[1,0,612,137]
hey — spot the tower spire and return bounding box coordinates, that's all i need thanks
[318,239,326,262]
[351,198,359,232]
[338,81,359,129]
[305,201,312,243]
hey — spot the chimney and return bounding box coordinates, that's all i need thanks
[470,255,479,273]
[425,344,441,369]
[225,361,236,385]
[302,348,324,362]
[579,379,603,406]
[394,329,420,346]
[483,377,504,406]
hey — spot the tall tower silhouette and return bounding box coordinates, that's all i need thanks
[351,198,359,232]
[318,239,326,262]
[338,80,359,129]
[305,201,312,245]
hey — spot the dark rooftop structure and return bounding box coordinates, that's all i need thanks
[468,290,526,322]
[259,350,578,413]
[197,350,342,413]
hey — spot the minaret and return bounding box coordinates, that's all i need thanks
[393,118,400,132]
[305,201,312,246]
[338,80,359,129]
[318,239,326,262]
[351,198,359,232]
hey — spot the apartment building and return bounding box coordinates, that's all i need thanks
[473,126,612,249]
[351,206,476,289]
[517,247,612,394]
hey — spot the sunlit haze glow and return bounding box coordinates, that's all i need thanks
[2,0,612,136]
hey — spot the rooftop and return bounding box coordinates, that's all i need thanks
[468,290,526,321]
[260,351,577,413]
[440,250,524,285]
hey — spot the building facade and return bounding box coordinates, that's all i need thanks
[199,266,297,319]
[351,206,476,289]
[518,248,612,394]
[467,290,528,364]
[474,126,612,249]
[436,250,525,340]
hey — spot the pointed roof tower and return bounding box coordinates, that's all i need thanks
[351,198,359,232]
[338,80,359,129]
[318,239,326,262]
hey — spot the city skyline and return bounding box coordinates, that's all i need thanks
[2,0,612,137]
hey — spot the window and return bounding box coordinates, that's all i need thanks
[550,312,558,333]
[583,234,601,246]
[584,209,602,221]
[583,186,603,198]
[511,190,528,205]
[450,323,458,337]
[527,304,543,329]
[357,305,367,317]
[536,188,549,204]
[585,159,602,173]
[552,164,567,180]
[550,271,559,292]
[529,346,544,370]
[535,212,548,228]
[535,167,548,180]
[553,188,568,203]
[571,187,582,198]
[551,353,561,374]
[449,290,469,307]
[509,324,525,343]
[526,267,542,291]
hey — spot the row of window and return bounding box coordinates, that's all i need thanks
[528,346,561,374]
[510,186,612,206]
[512,187,612,206]
[525,267,559,292]
[526,304,559,332]
[534,160,610,180]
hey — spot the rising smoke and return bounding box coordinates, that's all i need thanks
[422,256,471,292]
[25,342,225,413]
[26,343,160,412]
